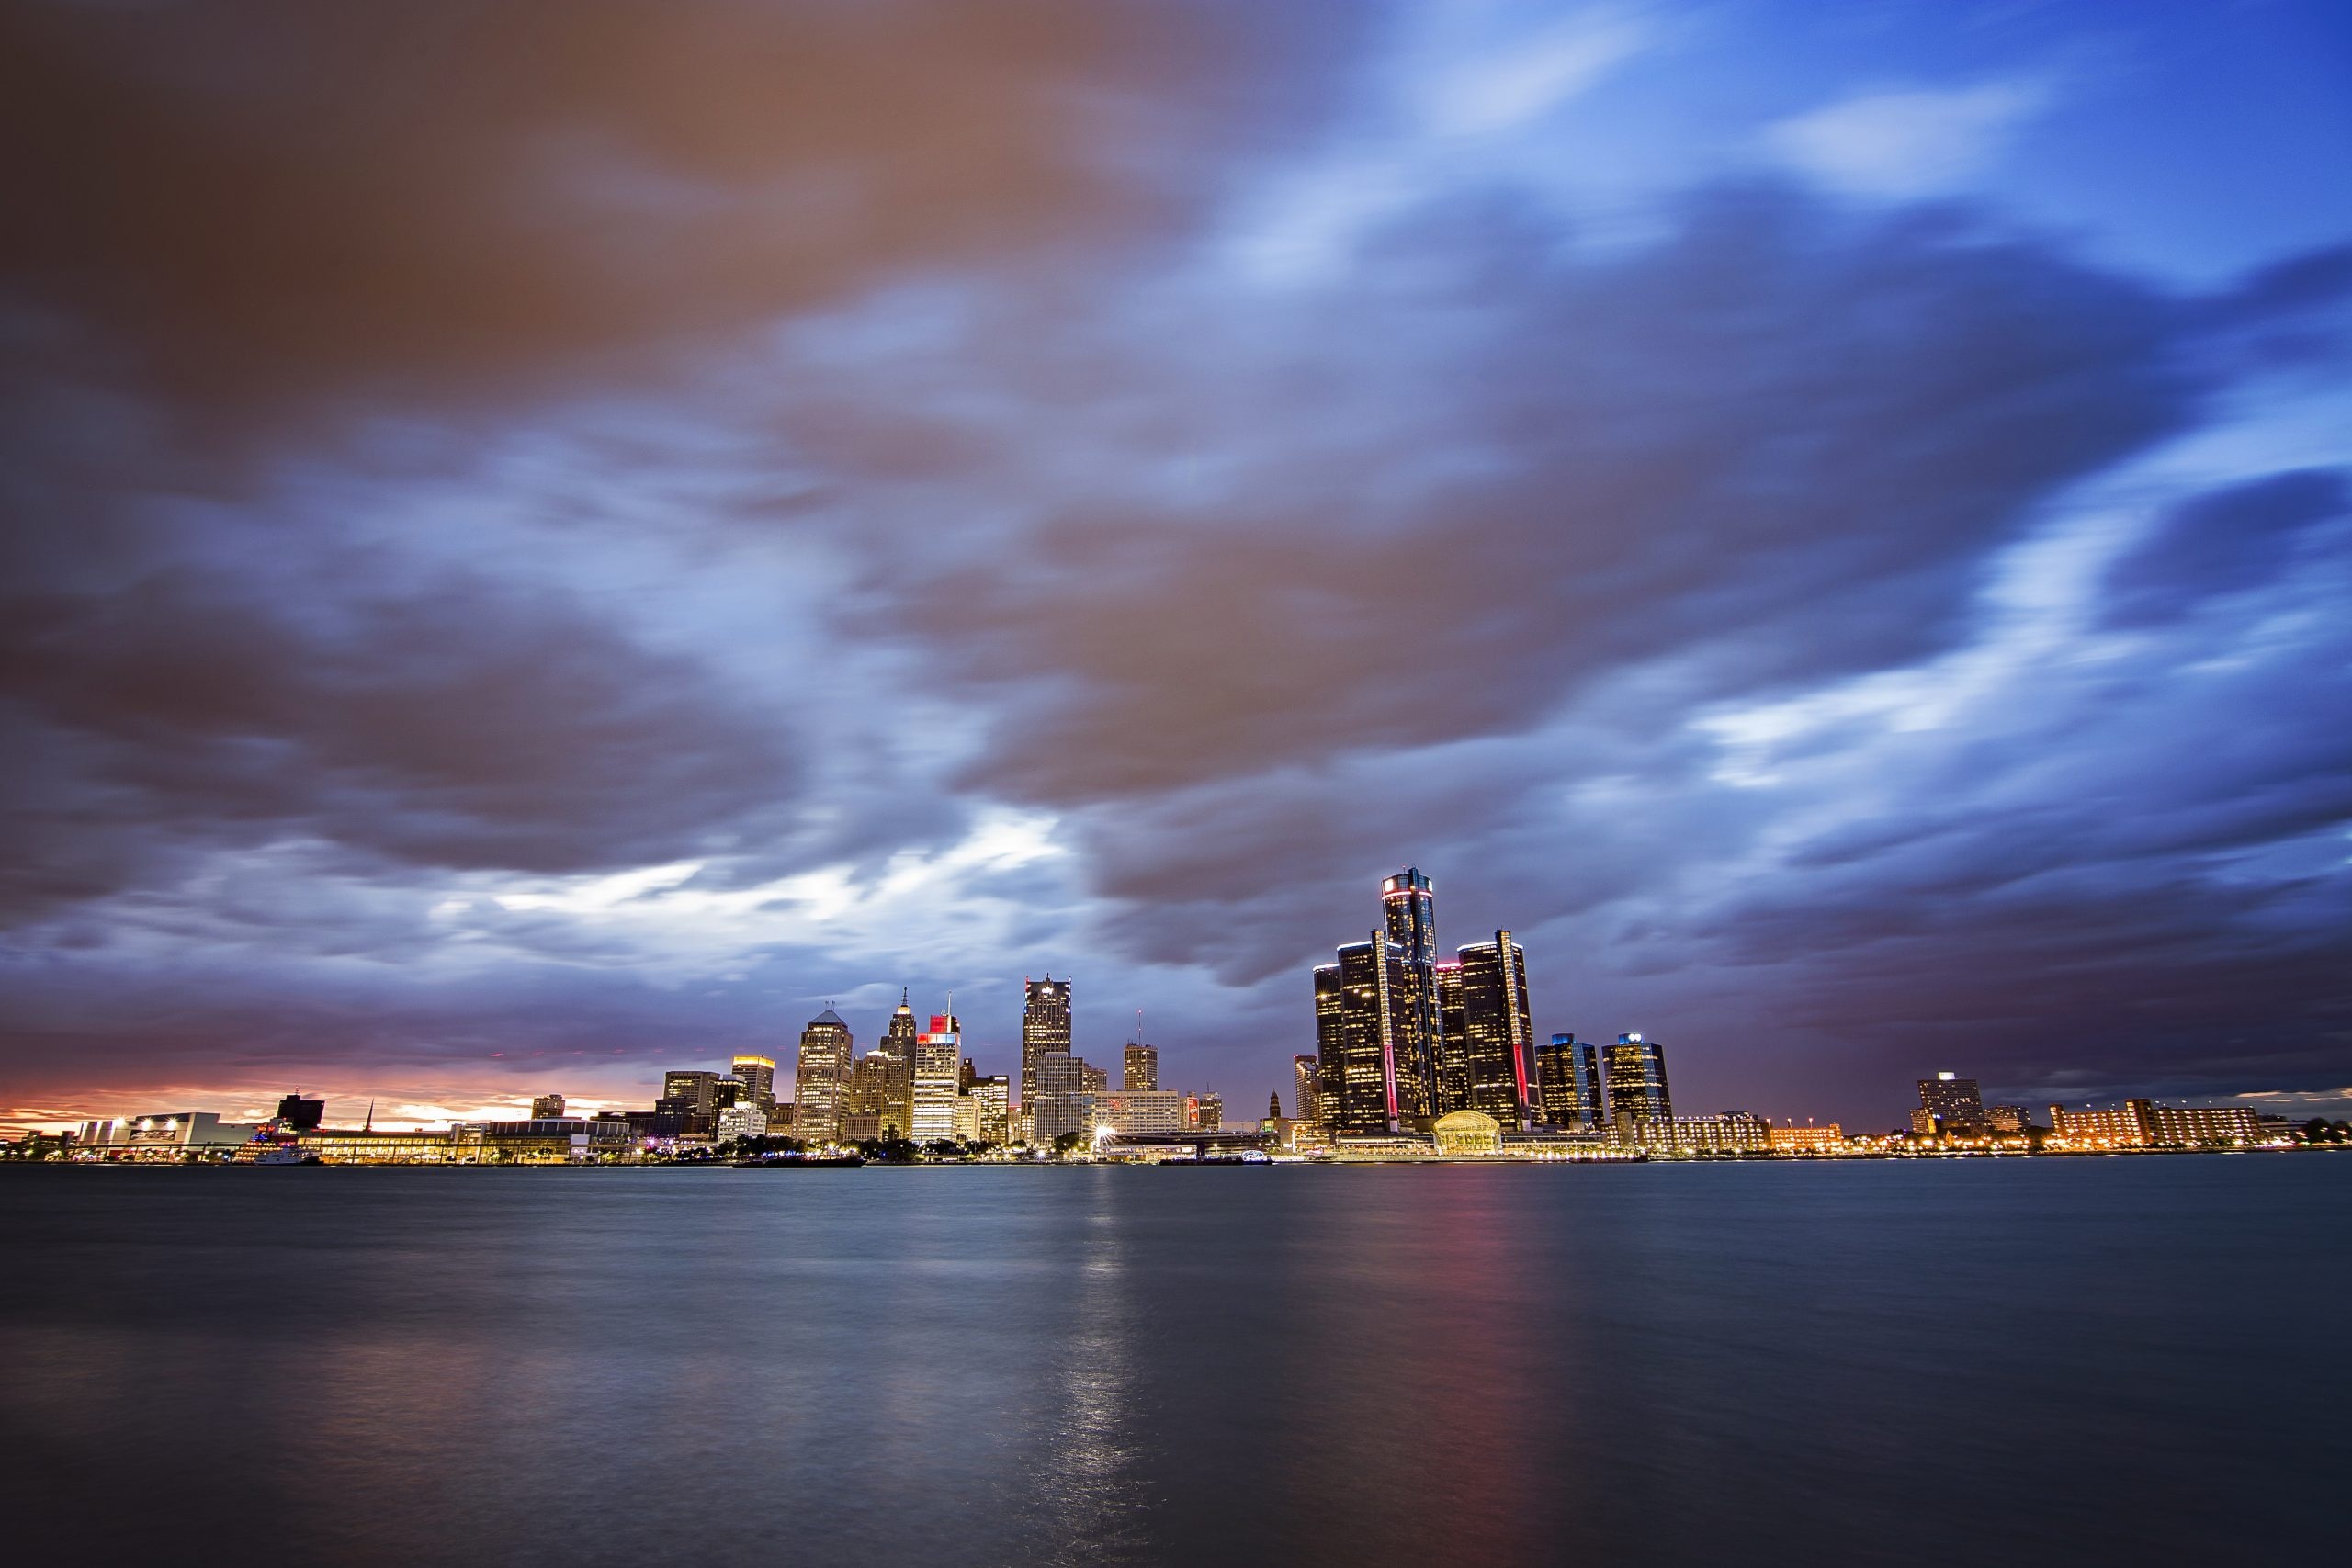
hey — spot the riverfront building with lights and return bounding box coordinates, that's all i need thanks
[1601,1034,1672,1130]
[794,1009,854,1146]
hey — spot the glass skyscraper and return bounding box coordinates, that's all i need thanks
[1456,931,1537,1127]
[1601,1033,1672,1130]
[1535,1033,1603,1127]
[1381,869,1444,1123]
[1022,976,1073,1112]
[1317,933,1429,1134]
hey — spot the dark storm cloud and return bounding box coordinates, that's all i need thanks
[888,191,2212,802]
[2102,468,2347,624]
[0,561,797,920]
[0,0,1363,427]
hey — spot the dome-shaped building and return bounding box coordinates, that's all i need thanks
[1432,1109,1503,1157]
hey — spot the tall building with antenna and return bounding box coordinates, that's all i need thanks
[1021,976,1073,1111]
[794,1009,854,1145]
[1124,1011,1158,1091]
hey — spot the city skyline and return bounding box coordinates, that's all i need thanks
[4,3,2349,1136]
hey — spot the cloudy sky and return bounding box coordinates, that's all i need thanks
[3,0,2348,1133]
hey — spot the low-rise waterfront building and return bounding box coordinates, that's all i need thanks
[1619,1112,1775,1155]
[1768,1122,1847,1153]
[450,1118,637,1163]
[77,1111,261,1155]
[2048,1100,2263,1147]
[1431,1109,1504,1156]
[1088,1090,1189,1138]
[715,1103,769,1143]
[297,1126,457,1164]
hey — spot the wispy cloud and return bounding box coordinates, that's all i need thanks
[1765,78,2054,198]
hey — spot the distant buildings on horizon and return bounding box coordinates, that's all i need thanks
[14,863,2312,1161]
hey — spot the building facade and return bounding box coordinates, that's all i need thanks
[912,1012,963,1143]
[1456,931,1537,1127]
[661,1071,721,1120]
[1317,935,1430,1135]
[1431,1110,1505,1156]
[1022,976,1073,1113]
[969,1076,1010,1145]
[1383,869,1446,1119]
[715,1103,768,1143]
[1031,1054,1094,1145]
[1124,1043,1158,1091]
[2049,1100,2263,1146]
[1089,1090,1189,1137]
[1534,1034,1604,1128]
[730,1055,776,1110]
[794,1009,854,1145]
[1293,1055,1322,1131]
[1915,1072,1988,1135]
[1621,1113,1772,1155]
[1602,1033,1672,1129]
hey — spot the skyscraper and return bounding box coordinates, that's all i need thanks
[912,1010,963,1143]
[1433,959,1469,1114]
[882,990,921,1062]
[969,1076,1010,1145]
[1534,1035,1603,1128]
[1293,1055,1322,1130]
[730,1054,776,1110]
[528,1093,565,1121]
[276,1093,325,1130]
[1602,1033,1671,1130]
[661,1070,721,1120]
[1915,1072,1988,1135]
[846,1049,912,1141]
[1381,869,1444,1122]
[1022,976,1073,1112]
[1031,1053,1093,1145]
[794,1010,854,1145]
[1124,1041,1159,1091]
[1457,931,1537,1127]
[1316,934,1429,1135]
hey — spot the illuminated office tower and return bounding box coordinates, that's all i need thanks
[1456,932,1537,1127]
[528,1093,564,1121]
[1080,1059,1108,1095]
[1381,869,1445,1121]
[1124,1042,1159,1091]
[1022,976,1074,1111]
[969,1076,1010,1145]
[883,990,922,1061]
[1293,1055,1322,1130]
[960,1056,978,1092]
[794,1010,854,1145]
[912,1011,964,1143]
[845,1048,914,1141]
[1315,935,1430,1135]
[661,1070,721,1119]
[1602,1033,1672,1129]
[1914,1072,1988,1135]
[1433,959,1469,1115]
[1031,1054,1094,1144]
[730,1055,776,1111]
[1533,1034,1604,1128]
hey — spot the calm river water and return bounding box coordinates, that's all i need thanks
[2,1156,2344,1565]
